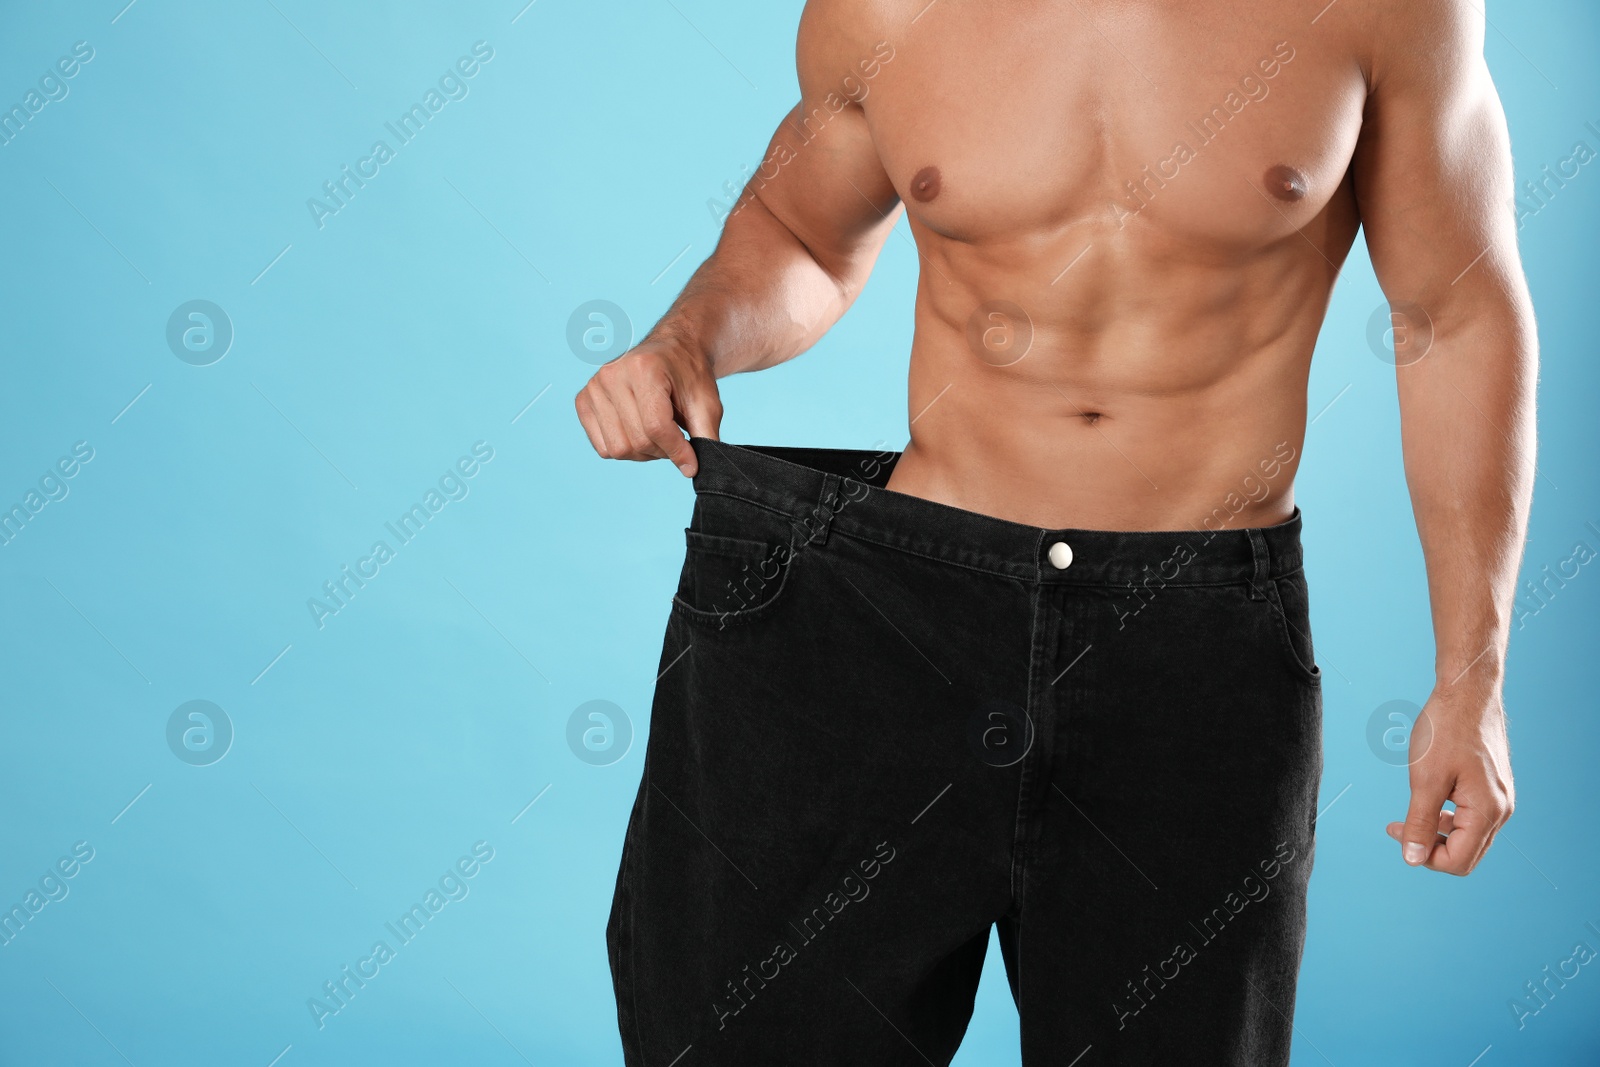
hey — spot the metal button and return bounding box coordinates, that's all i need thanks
[1047,541,1073,570]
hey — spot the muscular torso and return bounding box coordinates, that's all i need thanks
[848,1,1372,529]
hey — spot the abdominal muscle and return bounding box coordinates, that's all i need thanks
[881,219,1347,532]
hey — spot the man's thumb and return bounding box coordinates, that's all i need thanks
[1399,775,1452,866]
[679,382,722,442]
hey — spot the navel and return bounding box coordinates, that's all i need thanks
[1265,164,1309,202]
[910,165,942,202]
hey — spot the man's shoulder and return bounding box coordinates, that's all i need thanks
[1359,0,1485,92]
[795,0,901,97]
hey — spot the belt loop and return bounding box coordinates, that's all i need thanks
[1246,527,1270,600]
[805,472,841,546]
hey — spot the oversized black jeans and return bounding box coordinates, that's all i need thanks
[607,438,1324,1066]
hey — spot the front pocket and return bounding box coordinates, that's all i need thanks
[1266,573,1322,685]
[670,527,795,627]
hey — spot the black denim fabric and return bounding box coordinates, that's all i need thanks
[608,437,1323,1067]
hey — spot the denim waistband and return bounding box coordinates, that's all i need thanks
[687,437,1304,588]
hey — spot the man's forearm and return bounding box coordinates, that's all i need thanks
[1398,303,1538,691]
[644,187,864,379]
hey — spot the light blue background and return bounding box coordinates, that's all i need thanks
[0,2,1596,1064]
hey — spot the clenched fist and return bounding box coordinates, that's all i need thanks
[574,338,723,477]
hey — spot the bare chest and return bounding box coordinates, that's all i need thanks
[861,2,1370,246]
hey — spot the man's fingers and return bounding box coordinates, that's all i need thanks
[1399,774,1453,867]
[615,397,671,463]
[669,379,723,477]
[1385,819,1446,850]
[575,345,721,472]
[585,387,633,461]
[575,388,612,458]
[678,379,724,443]
[1386,808,1456,841]
[1386,788,1514,875]
[635,381,698,475]
[586,368,673,463]
[1426,803,1494,876]
[1446,782,1514,875]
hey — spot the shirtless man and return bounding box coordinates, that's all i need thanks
[581,1,1533,1062]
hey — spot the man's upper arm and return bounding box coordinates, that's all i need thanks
[735,0,903,292]
[1351,0,1533,334]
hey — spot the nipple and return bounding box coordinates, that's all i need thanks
[911,165,942,202]
[1265,164,1309,202]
